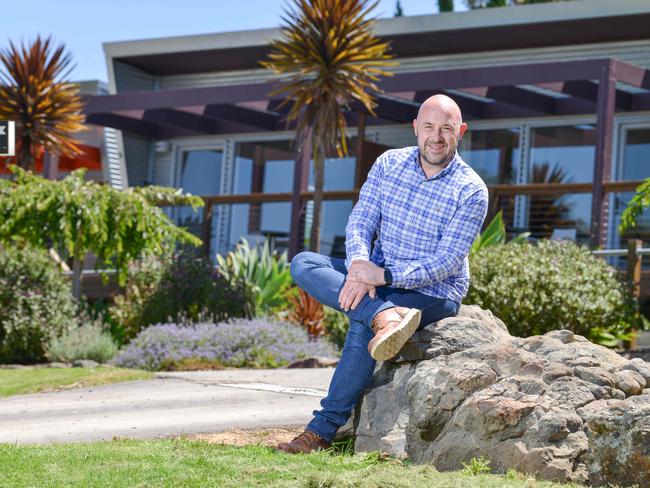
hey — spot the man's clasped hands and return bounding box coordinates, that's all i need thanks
[338,259,386,312]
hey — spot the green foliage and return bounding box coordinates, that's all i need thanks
[323,306,350,350]
[461,456,491,476]
[470,210,529,257]
[110,247,248,343]
[466,240,642,346]
[216,239,293,318]
[438,0,454,11]
[0,244,77,363]
[0,166,203,288]
[47,321,118,363]
[619,177,650,233]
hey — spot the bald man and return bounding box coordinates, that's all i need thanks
[278,95,489,454]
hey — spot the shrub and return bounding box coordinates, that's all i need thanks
[0,244,78,363]
[112,319,339,371]
[47,321,118,363]
[322,306,349,350]
[109,247,248,343]
[217,239,292,318]
[466,240,641,343]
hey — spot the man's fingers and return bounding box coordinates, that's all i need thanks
[369,287,376,299]
[350,289,365,310]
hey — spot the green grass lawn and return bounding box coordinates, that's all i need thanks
[0,366,153,397]
[0,439,581,488]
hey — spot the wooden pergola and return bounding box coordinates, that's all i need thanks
[84,58,650,255]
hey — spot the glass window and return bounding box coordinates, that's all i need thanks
[611,127,650,252]
[172,149,222,254]
[459,128,519,185]
[526,125,596,244]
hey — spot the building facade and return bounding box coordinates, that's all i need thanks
[85,0,650,258]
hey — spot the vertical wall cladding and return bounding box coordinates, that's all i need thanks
[123,134,153,187]
[113,61,157,187]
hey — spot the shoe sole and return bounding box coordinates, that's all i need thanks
[369,308,422,361]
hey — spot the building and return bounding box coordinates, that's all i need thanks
[84,0,650,259]
[1,80,108,182]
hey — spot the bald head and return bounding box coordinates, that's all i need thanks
[416,94,463,125]
[412,94,468,175]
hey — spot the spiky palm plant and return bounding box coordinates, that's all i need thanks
[0,36,86,171]
[262,0,395,252]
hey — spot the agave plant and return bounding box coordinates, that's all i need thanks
[286,287,326,339]
[262,0,395,252]
[0,36,86,171]
[216,239,293,317]
[470,210,530,257]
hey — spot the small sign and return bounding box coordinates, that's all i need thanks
[0,121,15,156]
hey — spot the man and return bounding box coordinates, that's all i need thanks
[277,95,489,454]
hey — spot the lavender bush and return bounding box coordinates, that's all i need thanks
[112,318,339,370]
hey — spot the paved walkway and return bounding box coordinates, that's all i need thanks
[0,369,334,444]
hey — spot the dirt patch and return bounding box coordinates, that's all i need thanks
[189,427,304,447]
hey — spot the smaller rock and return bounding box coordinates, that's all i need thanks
[614,370,646,396]
[48,362,71,368]
[545,330,576,344]
[618,358,650,384]
[72,359,100,368]
[574,366,615,388]
[285,357,338,369]
[542,364,574,383]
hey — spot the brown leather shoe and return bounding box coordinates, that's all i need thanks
[368,307,422,361]
[276,430,331,454]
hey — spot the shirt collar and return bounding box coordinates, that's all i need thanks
[413,149,460,181]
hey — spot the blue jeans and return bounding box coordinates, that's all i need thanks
[290,251,460,442]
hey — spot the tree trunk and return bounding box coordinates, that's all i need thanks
[71,239,83,300]
[309,151,324,253]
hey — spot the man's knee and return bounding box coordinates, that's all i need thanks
[290,251,320,283]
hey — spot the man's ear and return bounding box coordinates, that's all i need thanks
[459,122,468,139]
[412,119,418,137]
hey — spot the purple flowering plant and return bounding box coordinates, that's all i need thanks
[112,318,339,370]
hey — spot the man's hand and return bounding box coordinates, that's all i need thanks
[338,280,376,312]
[347,260,385,286]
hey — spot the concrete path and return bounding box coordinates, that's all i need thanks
[0,368,334,444]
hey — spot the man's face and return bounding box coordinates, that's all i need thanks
[413,107,467,169]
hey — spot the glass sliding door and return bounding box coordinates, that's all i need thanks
[527,124,596,244]
[173,148,223,255]
[610,126,650,251]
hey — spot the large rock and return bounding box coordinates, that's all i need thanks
[350,305,650,487]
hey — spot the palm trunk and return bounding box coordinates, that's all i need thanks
[309,151,325,253]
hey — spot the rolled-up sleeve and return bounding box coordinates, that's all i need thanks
[344,156,383,269]
[387,185,488,288]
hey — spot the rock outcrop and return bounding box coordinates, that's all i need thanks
[347,305,650,487]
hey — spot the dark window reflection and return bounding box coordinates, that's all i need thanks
[459,128,519,185]
[173,149,222,254]
[527,125,595,243]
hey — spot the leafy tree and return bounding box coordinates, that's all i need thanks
[438,0,454,12]
[0,165,203,298]
[262,0,395,252]
[0,36,85,171]
[620,178,650,234]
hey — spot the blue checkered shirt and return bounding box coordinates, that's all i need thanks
[345,146,488,303]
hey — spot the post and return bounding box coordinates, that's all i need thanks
[590,60,616,247]
[289,128,312,259]
[627,238,642,350]
[353,111,366,204]
[201,197,214,257]
[43,151,59,180]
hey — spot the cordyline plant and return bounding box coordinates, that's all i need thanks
[0,36,86,171]
[0,165,203,299]
[262,0,395,252]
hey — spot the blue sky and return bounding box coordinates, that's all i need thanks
[1,1,466,83]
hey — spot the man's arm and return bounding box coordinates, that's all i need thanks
[386,186,488,289]
[344,155,383,269]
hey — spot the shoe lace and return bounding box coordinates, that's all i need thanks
[297,431,321,443]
